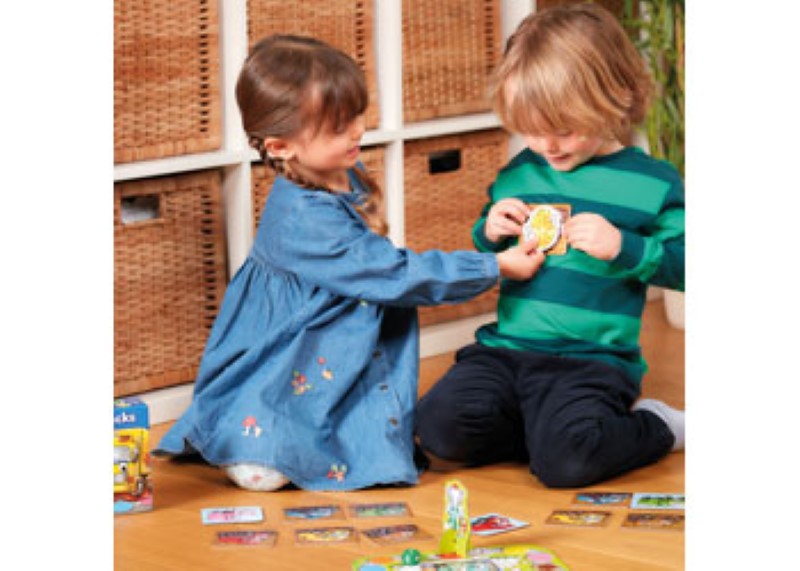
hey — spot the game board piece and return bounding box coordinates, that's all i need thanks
[349,502,412,518]
[401,548,422,565]
[362,524,433,545]
[545,509,611,527]
[295,526,357,545]
[214,530,277,547]
[630,493,685,510]
[470,513,529,536]
[283,504,345,521]
[622,512,685,531]
[439,479,471,557]
[522,203,571,255]
[572,492,632,508]
[352,543,570,570]
[200,506,263,525]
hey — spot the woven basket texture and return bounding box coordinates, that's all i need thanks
[114,0,221,164]
[246,0,379,129]
[251,146,386,231]
[402,0,501,122]
[114,170,228,396]
[404,129,508,326]
[536,0,627,18]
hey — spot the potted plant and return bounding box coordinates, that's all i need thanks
[623,0,685,329]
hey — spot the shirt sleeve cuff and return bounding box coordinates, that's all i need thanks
[473,220,510,253]
[612,229,645,270]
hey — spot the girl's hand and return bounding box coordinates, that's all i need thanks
[485,198,530,243]
[564,213,622,261]
[496,237,545,280]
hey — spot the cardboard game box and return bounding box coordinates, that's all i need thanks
[114,398,153,514]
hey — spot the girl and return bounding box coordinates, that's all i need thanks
[415,4,686,488]
[154,35,543,491]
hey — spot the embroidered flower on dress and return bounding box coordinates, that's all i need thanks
[242,416,263,437]
[327,464,347,482]
[292,370,312,395]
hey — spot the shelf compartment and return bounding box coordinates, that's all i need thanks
[246,0,379,130]
[114,169,228,396]
[402,0,502,122]
[404,129,508,326]
[114,0,222,163]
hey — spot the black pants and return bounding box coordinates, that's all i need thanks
[415,344,674,488]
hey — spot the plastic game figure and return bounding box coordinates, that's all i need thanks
[439,479,471,557]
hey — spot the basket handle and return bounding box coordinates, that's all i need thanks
[428,149,462,175]
[120,194,162,226]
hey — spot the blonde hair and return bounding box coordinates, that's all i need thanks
[491,3,652,144]
[236,35,387,236]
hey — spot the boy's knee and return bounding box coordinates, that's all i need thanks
[415,399,472,464]
[530,447,603,489]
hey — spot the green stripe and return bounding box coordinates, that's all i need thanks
[652,207,684,240]
[495,161,670,214]
[497,297,641,348]
[501,266,647,317]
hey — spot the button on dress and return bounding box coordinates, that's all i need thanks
[155,170,499,490]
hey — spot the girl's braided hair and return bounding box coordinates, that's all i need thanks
[236,35,387,236]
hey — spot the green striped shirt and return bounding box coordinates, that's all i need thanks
[473,146,684,383]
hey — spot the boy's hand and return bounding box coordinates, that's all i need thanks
[496,237,545,280]
[564,213,622,261]
[485,198,530,243]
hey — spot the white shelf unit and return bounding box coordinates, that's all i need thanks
[116,0,535,423]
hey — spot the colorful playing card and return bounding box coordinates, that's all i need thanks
[214,530,277,547]
[294,526,357,545]
[201,506,264,525]
[521,203,571,255]
[631,493,685,510]
[283,504,344,521]
[470,513,530,536]
[572,492,632,508]
[361,524,434,545]
[622,512,685,531]
[348,502,411,518]
[545,509,611,527]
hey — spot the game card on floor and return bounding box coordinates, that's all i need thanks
[201,506,264,525]
[622,512,685,531]
[283,504,345,522]
[545,509,611,527]
[214,530,277,547]
[361,524,434,545]
[348,502,412,518]
[572,492,632,508]
[294,526,358,545]
[470,513,530,536]
[631,493,685,510]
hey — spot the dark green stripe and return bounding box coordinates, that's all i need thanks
[496,296,641,348]
[501,266,646,317]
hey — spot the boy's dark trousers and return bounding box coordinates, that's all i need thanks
[415,343,674,488]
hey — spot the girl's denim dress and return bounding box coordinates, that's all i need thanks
[155,170,499,490]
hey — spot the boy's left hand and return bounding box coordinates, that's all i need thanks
[563,213,621,261]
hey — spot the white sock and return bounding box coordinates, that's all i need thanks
[224,463,289,491]
[632,398,685,452]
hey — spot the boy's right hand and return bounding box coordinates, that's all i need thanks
[484,198,530,243]
[496,238,545,280]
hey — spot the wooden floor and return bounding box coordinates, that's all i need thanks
[115,299,684,570]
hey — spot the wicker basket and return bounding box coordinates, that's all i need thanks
[246,0,379,130]
[114,0,221,164]
[404,129,508,326]
[114,170,228,396]
[535,0,628,19]
[251,146,387,231]
[402,0,502,122]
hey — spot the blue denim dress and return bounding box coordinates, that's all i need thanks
[155,170,499,490]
